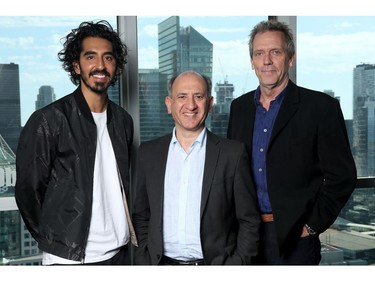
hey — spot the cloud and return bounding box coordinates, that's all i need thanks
[333,21,360,29]
[0,36,34,48]
[140,24,158,38]
[138,46,159,69]
[297,31,375,74]
[212,39,249,74]
[0,16,112,28]
[195,26,246,34]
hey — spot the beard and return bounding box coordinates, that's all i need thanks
[81,69,115,95]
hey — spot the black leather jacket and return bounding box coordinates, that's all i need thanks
[15,87,133,261]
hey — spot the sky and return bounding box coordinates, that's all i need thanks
[1,2,375,126]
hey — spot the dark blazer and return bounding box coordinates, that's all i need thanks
[132,130,260,265]
[227,80,357,256]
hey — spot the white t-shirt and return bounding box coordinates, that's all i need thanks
[43,111,129,265]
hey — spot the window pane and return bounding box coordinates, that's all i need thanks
[137,16,265,142]
[0,16,116,265]
[297,16,375,265]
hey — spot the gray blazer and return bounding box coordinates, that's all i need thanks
[132,130,260,265]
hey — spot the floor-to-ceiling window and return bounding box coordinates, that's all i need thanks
[0,16,116,265]
[1,15,374,267]
[296,16,375,265]
[134,16,265,142]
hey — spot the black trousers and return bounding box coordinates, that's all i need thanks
[256,222,321,265]
[85,244,130,265]
[51,244,130,265]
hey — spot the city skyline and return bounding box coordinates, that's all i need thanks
[0,8,374,278]
[2,16,375,125]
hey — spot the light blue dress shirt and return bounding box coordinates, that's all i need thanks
[163,127,207,260]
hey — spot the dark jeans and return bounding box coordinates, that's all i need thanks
[257,222,321,265]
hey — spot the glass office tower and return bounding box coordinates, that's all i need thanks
[35,85,56,110]
[210,78,235,137]
[0,63,21,153]
[139,69,170,142]
[158,16,213,82]
[139,16,214,143]
[353,63,375,177]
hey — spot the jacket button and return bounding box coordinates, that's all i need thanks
[157,254,160,259]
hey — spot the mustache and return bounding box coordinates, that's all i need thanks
[89,70,110,77]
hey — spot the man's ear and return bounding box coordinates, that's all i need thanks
[208,96,214,113]
[289,53,296,68]
[165,96,172,114]
[73,61,81,74]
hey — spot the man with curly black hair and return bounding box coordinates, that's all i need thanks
[15,20,137,265]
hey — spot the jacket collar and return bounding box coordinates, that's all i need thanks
[269,79,300,145]
[72,86,112,125]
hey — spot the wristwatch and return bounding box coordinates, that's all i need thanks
[304,224,316,236]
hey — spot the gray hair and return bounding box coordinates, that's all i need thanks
[249,20,295,60]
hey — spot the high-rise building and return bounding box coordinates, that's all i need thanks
[352,63,375,177]
[210,78,235,137]
[158,16,213,81]
[108,81,120,105]
[0,134,20,264]
[0,134,16,198]
[0,63,21,153]
[323,89,335,98]
[35,85,56,110]
[138,16,214,142]
[138,69,170,142]
[0,65,41,265]
[158,16,180,80]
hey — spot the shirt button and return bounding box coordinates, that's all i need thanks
[263,128,267,132]
[258,168,262,172]
[260,148,264,152]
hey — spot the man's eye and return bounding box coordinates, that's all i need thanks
[271,50,282,56]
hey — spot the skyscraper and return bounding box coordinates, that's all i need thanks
[0,63,21,153]
[158,16,180,80]
[0,65,42,265]
[139,69,170,142]
[0,134,20,264]
[210,78,235,137]
[35,85,56,110]
[352,63,375,177]
[158,16,213,81]
[107,81,120,105]
[137,16,214,143]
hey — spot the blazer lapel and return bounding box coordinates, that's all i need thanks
[269,81,300,146]
[153,134,172,223]
[200,131,220,217]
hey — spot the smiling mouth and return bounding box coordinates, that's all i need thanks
[90,70,110,79]
[93,74,107,78]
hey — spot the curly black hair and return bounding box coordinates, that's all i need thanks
[57,20,128,86]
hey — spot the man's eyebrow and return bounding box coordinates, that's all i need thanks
[83,50,97,56]
[82,50,115,56]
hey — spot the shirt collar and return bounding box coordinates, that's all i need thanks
[171,127,207,149]
[254,80,289,106]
